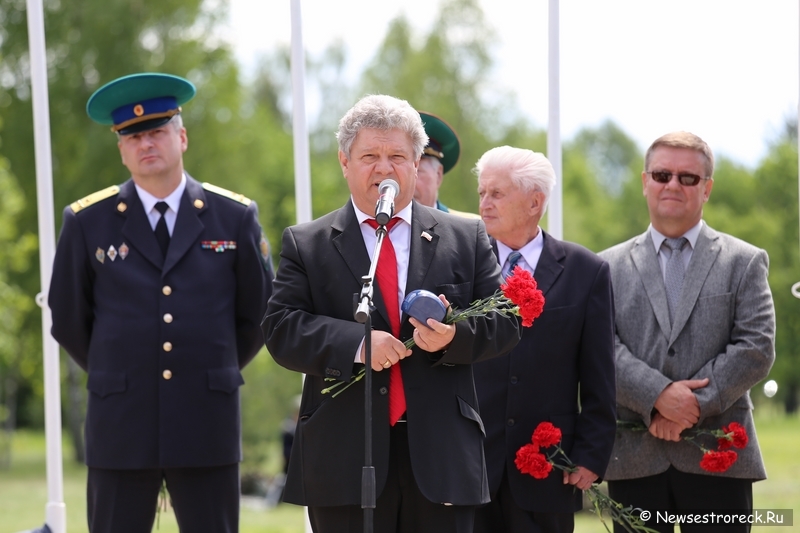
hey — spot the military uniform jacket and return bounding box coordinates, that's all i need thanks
[49,175,273,469]
[262,200,522,507]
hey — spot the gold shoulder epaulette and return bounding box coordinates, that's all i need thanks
[70,185,120,213]
[202,182,251,206]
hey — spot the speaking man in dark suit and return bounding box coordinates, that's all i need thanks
[472,147,616,533]
[599,132,775,533]
[262,94,521,533]
[48,73,273,533]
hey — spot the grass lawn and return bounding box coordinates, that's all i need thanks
[2,408,797,532]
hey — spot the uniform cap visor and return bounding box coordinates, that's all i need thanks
[117,116,176,135]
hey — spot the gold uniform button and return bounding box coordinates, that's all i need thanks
[163,313,173,324]
[162,369,172,380]
[162,285,172,296]
[163,342,173,352]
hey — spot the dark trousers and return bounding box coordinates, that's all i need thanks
[87,463,240,533]
[474,467,574,533]
[607,466,753,533]
[308,422,475,533]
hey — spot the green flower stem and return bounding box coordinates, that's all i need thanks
[546,443,658,533]
[322,290,520,397]
[616,420,732,453]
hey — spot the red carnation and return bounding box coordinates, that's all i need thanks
[532,421,562,449]
[717,422,748,450]
[699,450,738,473]
[514,443,552,479]
[501,266,545,327]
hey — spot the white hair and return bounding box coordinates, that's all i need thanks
[475,146,556,212]
[336,94,428,159]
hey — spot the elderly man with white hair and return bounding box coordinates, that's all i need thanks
[473,146,617,533]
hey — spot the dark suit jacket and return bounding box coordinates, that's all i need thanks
[262,200,522,507]
[474,231,616,513]
[49,175,272,469]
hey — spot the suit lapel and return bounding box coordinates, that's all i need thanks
[163,177,205,276]
[630,231,672,340]
[489,231,562,296]
[405,202,439,297]
[331,202,391,326]
[532,230,564,298]
[331,201,371,284]
[331,201,440,329]
[669,225,720,343]
[119,180,164,270]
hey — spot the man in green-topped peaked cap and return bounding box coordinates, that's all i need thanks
[416,111,479,218]
[86,72,197,134]
[49,72,274,533]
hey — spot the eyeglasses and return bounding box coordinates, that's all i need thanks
[646,171,707,187]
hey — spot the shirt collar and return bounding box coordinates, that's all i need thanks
[649,220,703,254]
[135,173,187,214]
[496,228,543,269]
[352,197,413,227]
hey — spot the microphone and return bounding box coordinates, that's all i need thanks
[374,179,399,225]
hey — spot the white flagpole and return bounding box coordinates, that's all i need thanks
[291,0,312,224]
[547,0,563,239]
[25,0,67,531]
[289,2,313,531]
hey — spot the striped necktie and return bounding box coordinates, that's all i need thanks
[663,237,688,324]
[504,251,522,279]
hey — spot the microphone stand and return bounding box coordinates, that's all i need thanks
[354,222,389,533]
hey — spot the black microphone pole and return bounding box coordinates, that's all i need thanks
[354,182,396,533]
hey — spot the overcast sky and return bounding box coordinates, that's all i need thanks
[224,0,799,169]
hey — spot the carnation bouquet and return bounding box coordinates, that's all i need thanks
[616,419,749,473]
[515,422,659,533]
[322,266,545,397]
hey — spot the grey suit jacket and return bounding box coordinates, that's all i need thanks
[598,223,775,480]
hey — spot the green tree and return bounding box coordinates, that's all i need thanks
[0,0,298,463]
[747,139,800,412]
[563,122,644,251]
[358,0,541,213]
[0,149,37,468]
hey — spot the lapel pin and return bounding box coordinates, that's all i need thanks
[107,245,118,261]
[119,243,129,260]
[117,202,127,212]
[95,247,105,264]
[421,231,432,242]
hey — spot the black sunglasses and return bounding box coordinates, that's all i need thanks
[647,171,706,187]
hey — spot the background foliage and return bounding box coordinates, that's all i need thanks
[0,0,798,484]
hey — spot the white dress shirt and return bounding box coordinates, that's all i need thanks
[496,228,544,275]
[649,220,703,281]
[352,199,413,362]
[134,173,187,236]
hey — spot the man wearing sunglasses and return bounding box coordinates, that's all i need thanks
[599,132,775,533]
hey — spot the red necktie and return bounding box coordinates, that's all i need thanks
[365,218,406,425]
